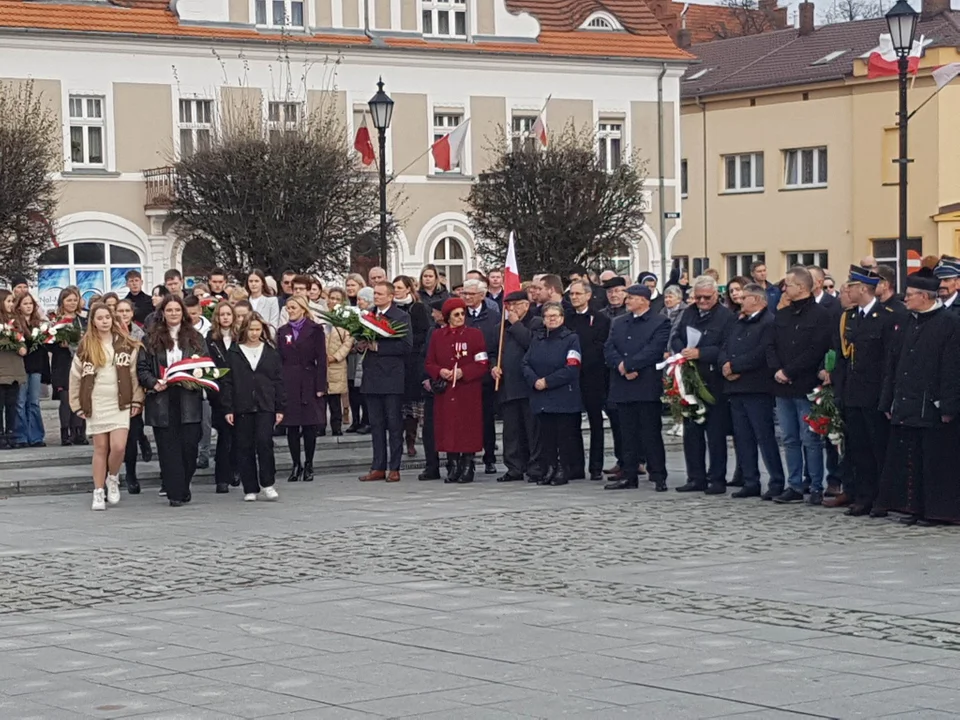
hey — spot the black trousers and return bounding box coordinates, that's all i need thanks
[619,401,667,484]
[480,382,496,465]
[153,420,202,502]
[0,383,18,437]
[213,414,235,485]
[729,394,785,493]
[287,425,317,467]
[682,398,729,487]
[367,393,403,471]
[607,406,623,466]
[422,393,440,474]
[326,394,343,432]
[573,384,604,474]
[501,398,539,477]
[123,413,145,479]
[58,393,85,432]
[236,412,277,493]
[348,385,367,426]
[538,412,579,476]
[845,405,888,508]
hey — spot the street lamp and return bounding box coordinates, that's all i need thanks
[886,0,919,256]
[368,77,394,270]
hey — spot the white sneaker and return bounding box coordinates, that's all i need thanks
[105,475,121,505]
[92,488,106,511]
[262,486,279,501]
[243,493,258,502]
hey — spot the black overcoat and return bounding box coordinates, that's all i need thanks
[361,304,412,396]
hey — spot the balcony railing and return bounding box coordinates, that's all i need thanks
[144,166,176,210]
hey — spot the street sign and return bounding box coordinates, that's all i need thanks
[664,211,680,219]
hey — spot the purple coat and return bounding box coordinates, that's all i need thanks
[277,319,328,427]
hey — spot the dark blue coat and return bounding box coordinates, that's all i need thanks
[522,326,582,415]
[717,311,777,395]
[498,313,543,403]
[466,302,501,386]
[361,303,413,395]
[604,311,670,403]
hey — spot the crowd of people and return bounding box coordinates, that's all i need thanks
[0,253,957,526]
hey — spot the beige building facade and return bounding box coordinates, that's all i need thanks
[0,0,691,307]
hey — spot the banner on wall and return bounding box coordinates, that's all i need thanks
[111,268,138,293]
[76,270,105,306]
[37,268,70,312]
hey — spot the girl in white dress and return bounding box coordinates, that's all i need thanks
[69,304,144,511]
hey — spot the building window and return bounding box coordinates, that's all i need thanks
[598,122,623,173]
[432,236,467,288]
[722,152,763,192]
[784,147,827,188]
[423,0,467,37]
[680,159,688,197]
[510,115,538,153]
[255,0,304,27]
[873,238,923,293]
[432,112,464,173]
[267,101,301,142]
[36,242,142,310]
[726,252,765,281]
[606,241,633,277]
[178,99,213,158]
[785,251,829,270]
[68,95,105,168]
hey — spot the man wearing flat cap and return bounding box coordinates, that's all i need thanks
[601,276,628,477]
[934,255,960,317]
[877,267,960,525]
[829,265,901,516]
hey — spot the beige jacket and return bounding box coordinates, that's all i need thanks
[325,325,354,395]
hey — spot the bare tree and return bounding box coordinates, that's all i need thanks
[466,124,649,276]
[0,80,60,284]
[823,0,885,23]
[711,0,777,39]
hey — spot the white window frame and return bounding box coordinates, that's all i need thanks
[267,101,302,141]
[722,152,764,193]
[431,111,465,175]
[422,0,467,38]
[725,252,765,281]
[178,98,214,159]
[785,251,829,270]
[68,95,106,169]
[783,146,828,189]
[254,0,305,28]
[598,121,623,173]
[510,114,539,153]
[431,235,468,288]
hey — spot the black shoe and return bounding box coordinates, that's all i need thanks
[675,482,705,493]
[773,488,805,504]
[726,478,744,488]
[302,463,314,482]
[345,423,360,434]
[543,466,558,484]
[604,478,638,490]
[732,486,761,499]
[60,429,72,447]
[29,441,46,448]
[216,483,229,494]
[287,465,302,482]
[14,442,27,449]
[846,504,871,516]
[444,455,462,484]
[899,515,919,526]
[230,472,241,487]
[484,462,497,475]
[183,490,192,503]
[196,457,210,470]
[459,459,476,484]
[356,425,371,435]
[73,428,88,446]
[589,471,603,481]
[549,466,569,486]
[126,478,141,495]
[761,486,783,501]
[158,487,167,497]
[704,483,726,495]
[801,481,811,495]
[332,429,343,436]
[169,500,184,507]
[654,478,668,492]
[496,472,524,482]
[418,469,441,481]
[807,491,824,506]
[526,474,542,483]
[869,508,889,518]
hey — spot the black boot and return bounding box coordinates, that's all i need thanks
[302,462,314,482]
[444,454,462,484]
[458,454,475,484]
[72,427,88,446]
[139,435,153,462]
[215,482,229,494]
[0,434,8,450]
[287,464,303,482]
[125,467,141,495]
[60,429,72,447]
[550,466,569,486]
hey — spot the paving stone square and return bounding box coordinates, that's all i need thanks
[2,457,960,719]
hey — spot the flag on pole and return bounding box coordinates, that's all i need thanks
[531,113,548,147]
[431,119,471,172]
[867,33,925,79]
[353,125,376,166]
[933,62,960,89]
[503,231,521,296]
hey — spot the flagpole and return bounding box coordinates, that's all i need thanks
[386,119,470,185]
[494,306,507,392]
[907,84,943,121]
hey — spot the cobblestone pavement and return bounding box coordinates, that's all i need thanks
[2,466,960,719]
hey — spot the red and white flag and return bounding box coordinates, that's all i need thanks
[867,33,925,79]
[353,125,375,166]
[933,62,960,89]
[503,231,521,296]
[431,118,470,172]
[531,113,548,147]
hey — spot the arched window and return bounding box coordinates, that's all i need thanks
[37,241,143,310]
[431,236,466,289]
[581,12,621,31]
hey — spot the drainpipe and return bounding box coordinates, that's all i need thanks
[363,0,373,40]
[657,63,668,281]
[696,94,708,258]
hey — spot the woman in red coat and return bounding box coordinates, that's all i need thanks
[425,298,489,484]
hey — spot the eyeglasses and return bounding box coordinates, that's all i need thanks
[694,294,715,301]
[824,284,835,290]
[543,314,563,320]
[449,310,465,317]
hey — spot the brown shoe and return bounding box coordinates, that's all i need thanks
[359,471,386,482]
[603,464,620,475]
[386,471,401,483]
[822,492,852,508]
[824,483,843,497]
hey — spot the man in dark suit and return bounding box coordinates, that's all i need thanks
[358,281,413,483]
[463,277,501,473]
[934,255,960,316]
[603,285,671,491]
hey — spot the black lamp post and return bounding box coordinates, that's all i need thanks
[886,0,919,256]
[368,78,394,271]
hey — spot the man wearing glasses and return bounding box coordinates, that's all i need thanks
[463,278,501,474]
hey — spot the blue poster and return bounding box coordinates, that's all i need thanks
[76,270,105,305]
[111,267,139,293]
[38,268,70,313]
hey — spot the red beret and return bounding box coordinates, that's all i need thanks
[442,297,467,322]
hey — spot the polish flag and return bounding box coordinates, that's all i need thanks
[431,118,470,172]
[353,125,375,166]
[933,62,960,89]
[503,231,521,296]
[531,113,548,147]
[867,33,925,79]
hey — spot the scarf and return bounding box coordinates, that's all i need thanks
[289,317,307,341]
[394,295,414,307]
